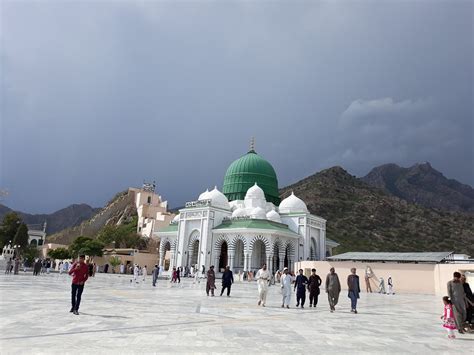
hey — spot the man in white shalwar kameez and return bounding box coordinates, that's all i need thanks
[280,268,292,309]
[256,264,270,306]
[133,264,139,284]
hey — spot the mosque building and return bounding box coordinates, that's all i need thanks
[155,145,339,275]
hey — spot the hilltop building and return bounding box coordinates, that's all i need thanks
[155,145,338,275]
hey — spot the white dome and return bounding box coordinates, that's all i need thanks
[266,210,281,223]
[279,192,308,214]
[207,187,230,210]
[198,189,210,200]
[232,208,247,218]
[245,183,265,200]
[250,206,266,219]
[172,214,180,223]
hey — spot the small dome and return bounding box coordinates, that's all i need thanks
[250,206,266,219]
[207,187,230,210]
[245,183,265,200]
[279,192,308,214]
[198,189,210,200]
[172,214,180,223]
[232,208,247,218]
[266,210,281,223]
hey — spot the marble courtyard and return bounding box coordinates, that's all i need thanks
[0,273,472,354]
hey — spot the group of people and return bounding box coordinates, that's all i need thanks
[441,272,474,338]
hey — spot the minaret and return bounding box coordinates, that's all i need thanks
[250,136,255,152]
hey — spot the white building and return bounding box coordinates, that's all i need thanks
[27,222,47,246]
[156,147,338,275]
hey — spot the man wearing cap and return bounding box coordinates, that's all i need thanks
[256,263,270,306]
[68,255,89,315]
[308,268,322,308]
[280,267,292,309]
[325,267,341,312]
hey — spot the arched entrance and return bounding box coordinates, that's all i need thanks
[189,239,199,268]
[310,238,317,260]
[234,239,245,271]
[30,239,38,246]
[251,240,266,271]
[163,241,171,271]
[218,241,228,271]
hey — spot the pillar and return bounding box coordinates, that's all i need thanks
[279,252,285,271]
[229,250,235,272]
[266,255,272,275]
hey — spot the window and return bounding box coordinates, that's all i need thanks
[147,196,151,204]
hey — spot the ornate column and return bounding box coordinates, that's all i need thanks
[266,255,272,274]
[279,252,285,271]
[228,250,235,272]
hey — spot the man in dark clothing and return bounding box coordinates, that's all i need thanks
[307,268,322,308]
[220,266,234,297]
[152,265,160,286]
[206,265,216,296]
[68,255,89,315]
[461,274,474,326]
[347,268,361,314]
[294,269,308,308]
[176,267,181,283]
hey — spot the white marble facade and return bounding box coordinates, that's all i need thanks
[156,184,336,276]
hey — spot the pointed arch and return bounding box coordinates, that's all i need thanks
[229,235,247,251]
[187,229,200,250]
[213,234,231,251]
[250,235,271,254]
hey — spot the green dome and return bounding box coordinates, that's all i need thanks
[223,150,280,205]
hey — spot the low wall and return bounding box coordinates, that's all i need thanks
[295,260,474,295]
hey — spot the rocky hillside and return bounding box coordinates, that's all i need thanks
[362,162,474,213]
[47,190,137,245]
[0,203,100,234]
[280,167,474,256]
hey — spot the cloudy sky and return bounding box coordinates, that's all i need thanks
[1,0,472,213]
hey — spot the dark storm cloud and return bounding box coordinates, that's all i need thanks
[1,1,472,213]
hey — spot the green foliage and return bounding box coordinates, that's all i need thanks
[13,223,29,249]
[22,245,39,265]
[96,216,145,249]
[69,236,104,258]
[0,212,21,249]
[48,247,71,260]
[108,255,121,273]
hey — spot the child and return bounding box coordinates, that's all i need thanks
[441,296,457,339]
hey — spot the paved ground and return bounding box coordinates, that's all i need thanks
[0,273,472,354]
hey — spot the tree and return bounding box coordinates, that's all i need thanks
[48,247,71,260]
[108,256,121,273]
[13,223,29,249]
[69,236,92,258]
[0,212,21,249]
[82,240,104,257]
[22,245,39,266]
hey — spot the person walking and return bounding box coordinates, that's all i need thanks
[152,265,159,286]
[142,265,148,282]
[176,267,181,283]
[133,264,140,284]
[256,264,270,306]
[206,265,216,296]
[378,277,386,294]
[387,276,394,295]
[365,274,372,293]
[308,268,322,308]
[347,268,361,314]
[5,258,12,274]
[68,255,89,315]
[13,258,20,275]
[294,269,309,308]
[220,266,234,297]
[280,268,292,309]
[325,267,341,312]
[447,272,468,333]
[461,274,474,327]
[441,296,457,339]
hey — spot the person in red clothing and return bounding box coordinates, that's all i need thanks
[68,255,89,315]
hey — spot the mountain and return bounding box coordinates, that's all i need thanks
[47,190,137,245]
[362,162,474,213]
[0,203,100,234]
[280,167,474,256]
